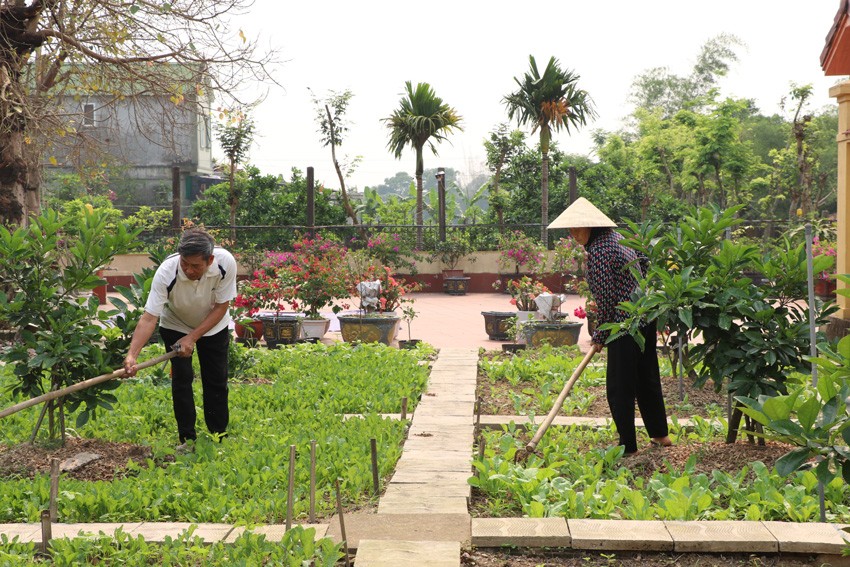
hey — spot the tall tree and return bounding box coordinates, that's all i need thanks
[504,55,595,245]
[630,34,742,117]
[0,0,276,227]
[384,81,463,247]
[215,108,254,243]
[310,88,360,226]
[484,123,525,232]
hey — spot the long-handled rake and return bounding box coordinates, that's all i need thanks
[514,346,598,463]
[0,349,178,420]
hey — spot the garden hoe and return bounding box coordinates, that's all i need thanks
[514,346,598,464]
[0,347,179,420]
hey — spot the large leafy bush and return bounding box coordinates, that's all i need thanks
[606,205,834,442]
[0,209,141,438]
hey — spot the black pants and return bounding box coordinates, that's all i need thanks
[160,327,230,443]
[605,321,668,454]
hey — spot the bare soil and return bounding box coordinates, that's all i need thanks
[0,437,168,482]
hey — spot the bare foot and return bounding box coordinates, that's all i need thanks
[650,436,673,447]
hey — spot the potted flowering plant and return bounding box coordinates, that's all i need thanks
[502,276,550,311]
[812,236,837,298]
[339,252,419,345]
[284,235,349,339]
[249,255,300,348]
[232,280,264,345]
[496,230,547,276]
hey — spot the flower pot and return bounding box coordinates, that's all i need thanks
[234,319,264,347]
[522,320,583,348]
[815,279,837,299]
[501,343,527,353]
[398,339,421,350]
[443,276,470,296]
[337,313,401,345]
[442,269,465,279]
[300,317,331,340]
[481,311,517,341]
[258,314,301,349]
[515,310,540,344]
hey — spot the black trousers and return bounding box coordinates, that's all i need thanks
[160,327,230,443]
[605,321,668,454]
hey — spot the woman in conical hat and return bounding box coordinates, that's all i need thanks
[550,198,672,455]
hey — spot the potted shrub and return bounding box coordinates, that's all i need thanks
[285,235,349,340]
[432,231,476,295]
[249,254,301,348]
[338,252,418,345]
[521,293,583,348]
[495,230,547,294]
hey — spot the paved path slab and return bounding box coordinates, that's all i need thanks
[390,469,471,485]
[0,524,39,543]
[325,513,470,549]
[665,520,777,553]
[762,521,846,554]
[354,539,460,566]
[568,519,673,551]
[50,523,143,540]
[130,522,234,543]
[378,494,468,515]
[472,518,570,547]
[382,483,471,499]
[224,524,328,543]
[394,457,471,473]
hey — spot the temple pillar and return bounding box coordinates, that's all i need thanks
[827,81,850,339]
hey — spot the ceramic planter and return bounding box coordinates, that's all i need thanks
[522,320,583,348]
[481,311,517,341]
[257,313,301,348]
[300,317,331,339]
[338,313,401,345]
[443,275,471,295]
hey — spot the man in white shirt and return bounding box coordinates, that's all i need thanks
[123,228,238,452]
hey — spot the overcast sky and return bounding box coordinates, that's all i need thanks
[230,1,847,191]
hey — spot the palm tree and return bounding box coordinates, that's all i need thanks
[504,56,596,245]
[384,81,463,248]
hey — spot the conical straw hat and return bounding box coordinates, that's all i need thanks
[548,197,616,229]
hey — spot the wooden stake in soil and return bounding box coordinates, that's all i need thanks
[401,397,408,420]
[475,435,486,478]
[39,509,52,555]
[286,444,295,531]
[49,458,59,522]
[474,397,482,432]
[370,438,379,495]
[309,439,317,524]
[335,479,351,567]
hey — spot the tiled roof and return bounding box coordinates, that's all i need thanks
[821,0,850,75]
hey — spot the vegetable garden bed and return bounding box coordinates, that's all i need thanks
[0,342,433,563]
[472,346,850,522]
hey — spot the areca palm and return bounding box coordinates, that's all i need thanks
[504,55,596,244]
[384,81,463,247]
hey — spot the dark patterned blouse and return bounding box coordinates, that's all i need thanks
[585,229,644,345]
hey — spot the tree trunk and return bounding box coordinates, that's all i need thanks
[540,146,549,247]
[228,159,237,243]
[325,104,358,226]
[726,406,743,443]
[415,147,424,249]
[0,5,47,227]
